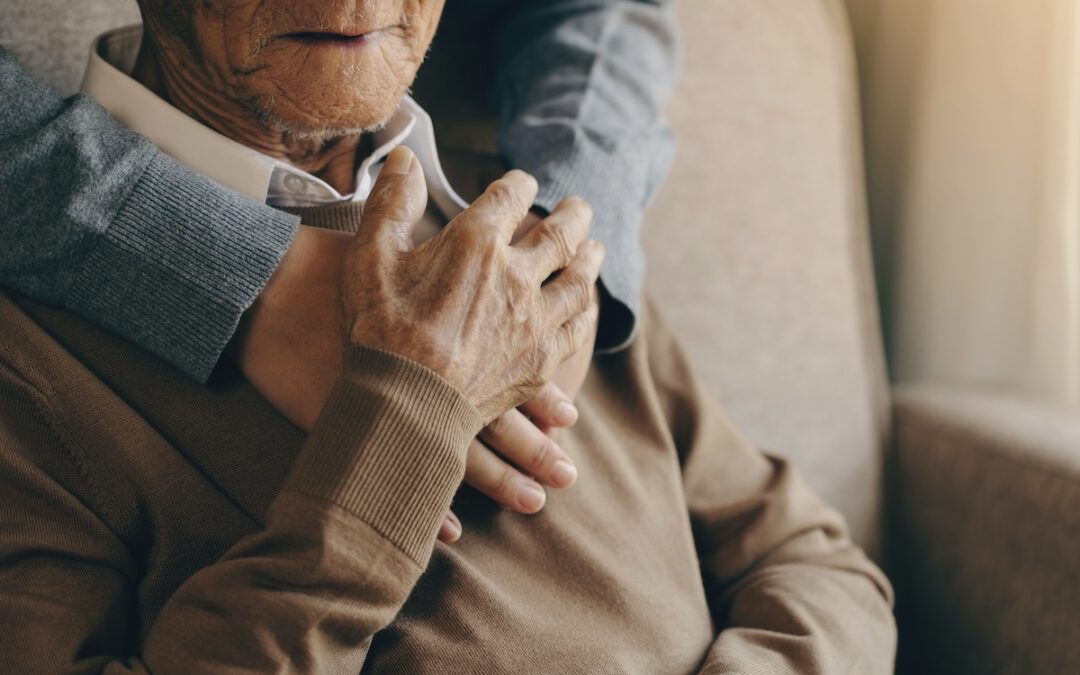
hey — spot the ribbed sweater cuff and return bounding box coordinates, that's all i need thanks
[66,152,300,382]
[284,345,483,565]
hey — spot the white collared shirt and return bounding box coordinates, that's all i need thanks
[81,25,468,225]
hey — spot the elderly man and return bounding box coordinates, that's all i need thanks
[0,0,897,673]
[0,0,677,531]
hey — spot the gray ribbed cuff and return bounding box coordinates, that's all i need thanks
[67,152,300,382]
[285,345,483,564]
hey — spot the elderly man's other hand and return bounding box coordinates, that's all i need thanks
[230,146,603,542]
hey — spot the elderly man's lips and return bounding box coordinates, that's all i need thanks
[284,30,384,47]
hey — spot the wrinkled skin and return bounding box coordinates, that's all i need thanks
[343,148,603,422]
[135,0,446,192]
[135,0,603,540]
[231,206,601,532]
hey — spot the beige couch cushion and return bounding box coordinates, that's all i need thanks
[643,0,888,549]
[893,383,1080,674]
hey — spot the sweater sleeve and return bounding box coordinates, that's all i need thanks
[0,46,299,382]
[493,0,679,352]
[642,302,898,674]
[0,345,482,673]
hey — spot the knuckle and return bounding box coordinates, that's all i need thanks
[487,181,515,204]
[492,465,519,502]
[487,180,527,215]
[542,221,577,263]
[565,315,584,345]
[530,439,558,472]
[566,312,591,348]
[563,270,593,309]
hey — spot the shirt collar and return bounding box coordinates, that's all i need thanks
[81,25,467,215]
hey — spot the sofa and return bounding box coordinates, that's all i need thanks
[3,0,1078,672]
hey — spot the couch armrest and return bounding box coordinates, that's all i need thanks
[889,383,1080,675]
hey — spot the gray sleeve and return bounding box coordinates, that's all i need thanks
[494,0,679,351]
[0,46,299,382]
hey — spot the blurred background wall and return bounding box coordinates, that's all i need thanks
[845,0,1080,407]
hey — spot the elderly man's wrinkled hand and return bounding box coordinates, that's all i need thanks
[345,146,603,541]
[342,145,603,420]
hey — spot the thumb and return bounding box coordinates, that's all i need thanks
[359,145,428,252]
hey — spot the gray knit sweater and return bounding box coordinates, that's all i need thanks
[0,0,677,382]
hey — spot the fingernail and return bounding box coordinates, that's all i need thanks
[384,146,413,175]
[550,460,578,488]
[554,402,578,427]
[518,481,546,512]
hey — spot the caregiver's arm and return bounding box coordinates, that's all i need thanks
[0,45,298,382]
[495,0,679,350]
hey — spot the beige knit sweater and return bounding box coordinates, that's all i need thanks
[0,202,896,674]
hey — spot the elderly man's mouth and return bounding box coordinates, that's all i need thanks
[284,30,385,48]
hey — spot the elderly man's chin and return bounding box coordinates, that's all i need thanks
[247,36,420,139]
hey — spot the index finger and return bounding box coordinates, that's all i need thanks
[452,170,538,245]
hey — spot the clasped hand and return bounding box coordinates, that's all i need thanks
[231,146,603,541]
